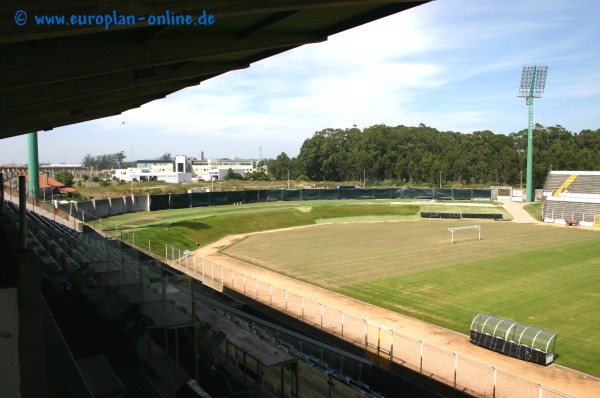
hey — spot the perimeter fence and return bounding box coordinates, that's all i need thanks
[163,246,573,398]
[34,187,493,221]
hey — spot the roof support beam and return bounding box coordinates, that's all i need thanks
[0,1,429,43]
[1,62,248,112]
[0,32,323,92]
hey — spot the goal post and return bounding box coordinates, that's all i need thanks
[448,225,481,244]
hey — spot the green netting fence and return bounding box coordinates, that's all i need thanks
[134,188,492,211]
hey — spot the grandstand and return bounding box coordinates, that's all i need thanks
[2,189,462,397]
[542,171,600,226]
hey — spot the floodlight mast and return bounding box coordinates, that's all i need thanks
[518,65,548,202]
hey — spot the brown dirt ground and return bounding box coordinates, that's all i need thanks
[172,206,600,398]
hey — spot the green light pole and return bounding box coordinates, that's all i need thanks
[518,66,548,202]
[28,132,40,198]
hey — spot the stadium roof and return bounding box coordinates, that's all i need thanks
[0,0,430,141]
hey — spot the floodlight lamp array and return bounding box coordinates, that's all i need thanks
[518,65,548,98]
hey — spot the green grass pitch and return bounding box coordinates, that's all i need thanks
[222,220,600,376]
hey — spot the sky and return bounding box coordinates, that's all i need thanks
[2,0,600,164]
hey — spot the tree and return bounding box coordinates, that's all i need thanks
[81,151,128,170]
[245,170,268,180]
[54,171,74,187]
[159,152,173,161]
[224,168,244,180]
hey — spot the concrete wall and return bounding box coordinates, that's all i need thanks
[52,195,149,223]
[94,199,110,218]
[75,201,95,219]
[133,195,148,212]
[109,197,125,216]
[124,196,134,213]
[57,202,71,216]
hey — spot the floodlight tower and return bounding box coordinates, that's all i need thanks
[518,65,548,202]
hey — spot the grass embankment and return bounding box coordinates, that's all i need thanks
[100,201,423,254]
[524,202,542,220]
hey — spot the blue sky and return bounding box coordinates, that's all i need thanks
[2,0,600,164]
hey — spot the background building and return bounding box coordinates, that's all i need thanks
[191,158,260,181]
[115,155,191,183]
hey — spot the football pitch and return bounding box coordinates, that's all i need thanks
[221,220,600,376]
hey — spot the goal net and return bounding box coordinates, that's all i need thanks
[448,225,481,244]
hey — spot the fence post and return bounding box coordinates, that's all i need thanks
[390,332,394,363]
[493,367,496,398]
[243,274,246,294]
[301,297,304,321]
[341,312,344,339]
[377,326,381,360]
[420,341,424,373]
[454,353,457,388]
[320,304,323,329]
[364,321,368,352]
[539,385,543,398]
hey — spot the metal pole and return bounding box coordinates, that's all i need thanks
[28,132,40,199]
[19,176,27,251]
[525,66,538,203]
[420,341,424,373]
[0,172,4,216]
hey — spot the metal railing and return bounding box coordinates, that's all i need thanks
[160,244,574,398]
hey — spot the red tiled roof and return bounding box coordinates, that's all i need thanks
[23,173,65,188]
[59,187,76,193]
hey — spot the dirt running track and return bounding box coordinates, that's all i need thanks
[173,204,600,398]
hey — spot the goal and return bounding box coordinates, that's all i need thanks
[448,225,481,244]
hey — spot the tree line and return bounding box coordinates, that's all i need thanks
[81,152,174,171]
[265,124,600,188]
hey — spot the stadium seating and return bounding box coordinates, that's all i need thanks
[564,174,600,194]
[543,171,600,225]
[544,200,600,222]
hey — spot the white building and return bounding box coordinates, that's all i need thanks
[114,155,191,183]
[191,158,260,181]
[136,159,174,172]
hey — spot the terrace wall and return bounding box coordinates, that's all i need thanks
[61,187,493,222]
